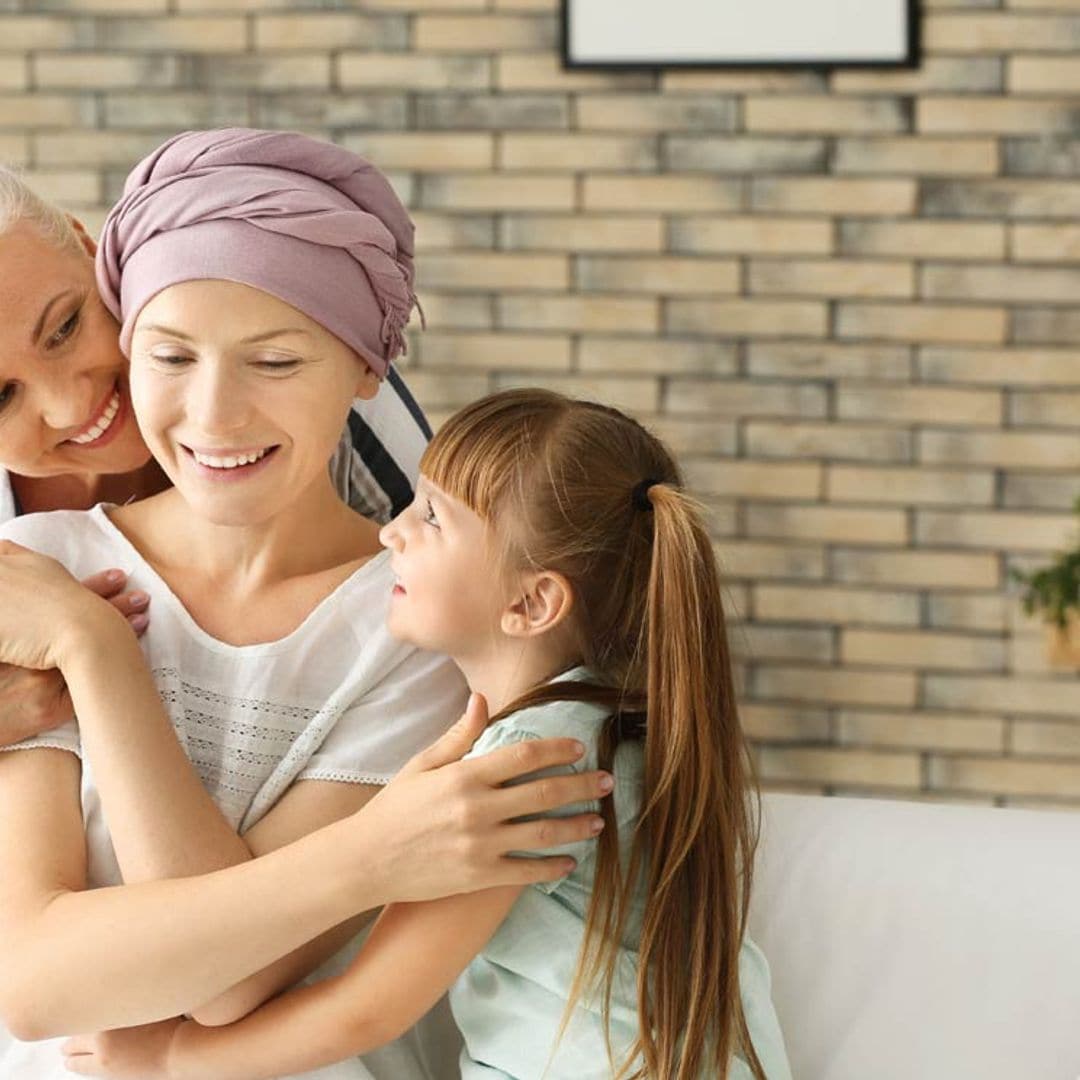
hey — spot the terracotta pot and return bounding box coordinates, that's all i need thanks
[1046,614,1080,669]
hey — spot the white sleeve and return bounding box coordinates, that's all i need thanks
[297,647,468,786]
[0,468,16,526]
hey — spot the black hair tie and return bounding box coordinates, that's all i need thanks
[631,478,660,512]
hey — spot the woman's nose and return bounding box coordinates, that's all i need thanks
[188,361,250,434]
[38,370,97,433]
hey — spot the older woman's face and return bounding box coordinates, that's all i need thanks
[0,222,150,479]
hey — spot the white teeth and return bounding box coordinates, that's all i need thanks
[69,390,121,445]
[192,447,272,470]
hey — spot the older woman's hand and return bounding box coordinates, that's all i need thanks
[0,562,150,748]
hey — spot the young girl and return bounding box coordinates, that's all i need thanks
[0,137,613,1080]
[66,388,792,1079]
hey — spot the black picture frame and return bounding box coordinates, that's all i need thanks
[562,0,920,71]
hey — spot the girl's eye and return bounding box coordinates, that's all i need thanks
[47,309,80,348]
[0,382,14,413]
[423,499,440,529]
[152,354,193,367]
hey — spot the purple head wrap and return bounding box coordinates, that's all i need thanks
[95,128,421,378]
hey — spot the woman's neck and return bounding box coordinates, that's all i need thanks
[10,460,170,516]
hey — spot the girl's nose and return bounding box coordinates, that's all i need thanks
[379,519,402,551]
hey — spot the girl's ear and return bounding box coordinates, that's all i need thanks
[501,571,574,640]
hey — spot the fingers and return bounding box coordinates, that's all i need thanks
[400,692,488,775]
[500,811,605,854]
[79,568,127,599]
[493,853,579,888]
[492,768,613,820]
[105,588,150,634]
[467,736,589,787]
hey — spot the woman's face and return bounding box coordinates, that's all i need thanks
[129,279,378,527]
[0,222,150,478]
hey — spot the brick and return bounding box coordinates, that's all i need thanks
[733,625,835,664]
[745,95,908,134]
[1008,0,1080,8]
[0,94,89,128]
[576,94,737,132]
[740,704,831,743]
[584,175,741,212]
[929,593,1010,632]
[492,372,658,414]
[752,177,916,215]
[647,417,738,456]
[1013,720,1080,758]
[745,420,912,463]
[500,133,657,171]
[837,384,1002,426]
[416,94,568,130]
[837,710,1006,753]
[833,547,1000,590]
[682,460,823,500]
[418,332,570,371]
[716,541,827,581]
[747,505,908,546]
[916,509,1076,551]
[34,53,179,90]
[666,380,826,418]
[415,292,492,330]
[0,59,25,91]
[253,94,406,131]
[1013,307,1080,343]
[840,220,1005,261]
[0,133,28,164]
[670,215,833,256]
[338,53,490,91]
[32,129,166,167]
[407,371,491,413]
[842,629,1007,671]
[923,262,1080,305]
[577,337,736,375]
[832,56,1003,93]
[0,17,80,49]
[419,174,573,211]
[747,342,911,381]
[838,303,1007,344]
[14,169,99,206]
[759,747,922,789]
[661,70,824,93]
[749,258,914,299]
[1003,137,1080,176]
[925,13,1080,50]
[100,17,246,50]
[664,136,825,173]
[1009,389,1080,426]
[497,294,658,333]
[1003,472,1080,510]
[500,214,664,253]
[755,667,919,708]
[919,97,1080,135]
[666,298,827,339]
[919,428,1080,468]
[919,346,1080,385]
[412,212,496,250]
[414,14,555,50]
[927,755,1080,798]
[754,584,921,626]
[924,179,1080,219]
[577,255,739,294]
[193,55,330,90]
[342,133,493,171]
[418,253,567,291]
[828,467,995,509]
[496,52,654,91]
[1010,56,1080,93]
[1011,224,1080,261]
[834,137,998,176]
[103,93,250,130]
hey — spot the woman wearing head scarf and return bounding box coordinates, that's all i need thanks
[0,145,428,747]
[0,130,612,1080]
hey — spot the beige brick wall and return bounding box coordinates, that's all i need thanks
[4,0,1079,806]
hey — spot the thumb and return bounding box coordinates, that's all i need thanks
[400,692,488,775]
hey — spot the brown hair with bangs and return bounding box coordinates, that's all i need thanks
[420,388,766,1080]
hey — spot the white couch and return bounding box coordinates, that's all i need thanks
[750,793,1080,1080]
[5,793,1079,1078]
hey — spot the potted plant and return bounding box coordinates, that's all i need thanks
[1012,495,1080,669]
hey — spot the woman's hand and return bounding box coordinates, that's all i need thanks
[347,693,612,903]
[0,565,150,748]
[61,1019,182,1078]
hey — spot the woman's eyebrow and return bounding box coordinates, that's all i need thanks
[135,325,312,344]
[33,289,77,344]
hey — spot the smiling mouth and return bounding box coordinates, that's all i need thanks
[181,444,281,475]
[67,382,122,446]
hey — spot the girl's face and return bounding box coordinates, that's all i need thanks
[129,279,378,527]
[0,223,150,479]
[379,475,510,658]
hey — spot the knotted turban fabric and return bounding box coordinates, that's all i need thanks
[95,127,421,377]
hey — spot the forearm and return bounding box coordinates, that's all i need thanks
[61,620,252,880]
[3,820,376,1040]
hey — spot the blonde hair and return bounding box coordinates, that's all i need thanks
[0,165,84,253]
[421,389,766,1080]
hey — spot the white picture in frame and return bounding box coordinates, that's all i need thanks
[565,0,915,67]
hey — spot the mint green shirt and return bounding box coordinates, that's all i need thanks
[453,668,792,1079]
